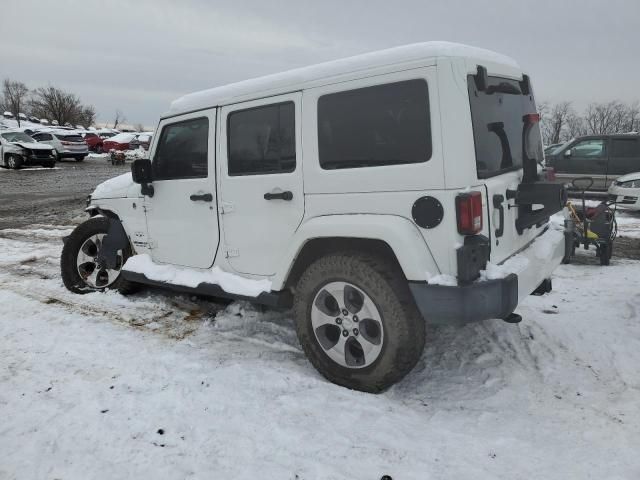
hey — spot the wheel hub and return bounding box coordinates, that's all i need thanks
[311,281,384,369]
[76,233,123,289]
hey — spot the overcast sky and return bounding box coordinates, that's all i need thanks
[2,0,638,127]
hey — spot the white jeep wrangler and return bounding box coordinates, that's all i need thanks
[61,42,567,392]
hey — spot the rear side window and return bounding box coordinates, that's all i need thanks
[56,134,84,142]
[153,117,209,181]
[35,133,52,140]
[611,138,639,158]
[227,102,295,176]
[318,79,431,169]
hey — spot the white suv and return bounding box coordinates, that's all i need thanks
[61,42,567,392]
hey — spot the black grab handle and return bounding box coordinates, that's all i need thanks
[190,193,213,202]
[493,194,505,238]
[264,191,293,201]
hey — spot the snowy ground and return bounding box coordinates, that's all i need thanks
[1,222,640,479]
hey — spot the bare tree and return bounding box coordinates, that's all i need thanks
[566,112,587,139]
[134,122,145,132]
[113,110,126,129]
[29,86,95,127]
[3,79,30,127]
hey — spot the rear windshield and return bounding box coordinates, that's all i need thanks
[467,75,543,178]
[55,134,84,142]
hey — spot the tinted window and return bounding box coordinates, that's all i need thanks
[153,117,209,181]
[572,139,605,158]
[468,76,542,178]
[318,80,430,170]
[34,133,52,140]
[227,102,295,176]
[611,138,639,158]
[56,134,84,142]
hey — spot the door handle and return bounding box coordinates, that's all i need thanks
[264,190,293,201]
[190,193,213,202]
[493,194,505,238]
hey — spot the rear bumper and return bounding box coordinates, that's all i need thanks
[410,227,565,326]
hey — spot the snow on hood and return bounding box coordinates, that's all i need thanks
[106,133,136,144]
[614,171,640,183]
[92,173,134,199]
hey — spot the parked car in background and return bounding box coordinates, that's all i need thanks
[608,171,640,210]
[128,132,153,150]
[31,130,88,161]
[545,134,640,190]
[102,132,136,151]
[28,116,41,124]
[3,111,14,119]
[81,132,104,153]
[0,130,56,169]
[40,119,49,125]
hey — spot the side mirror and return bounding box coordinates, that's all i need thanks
[564,149,572,158]
[131,159,154,197]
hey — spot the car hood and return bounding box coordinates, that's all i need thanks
[11,141,54,151]
[614,171,640,183]
[92,173,139,199]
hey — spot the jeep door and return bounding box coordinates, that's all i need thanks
[143,110,219,268]
[555,137,608,189]
[218,93,304,276]
[606,136,640,186]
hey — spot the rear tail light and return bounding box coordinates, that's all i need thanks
[456,191,483,235]
[523,113,540,124]
[61,141,71,145]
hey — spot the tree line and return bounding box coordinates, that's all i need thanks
[538,100,639,146]
[0,78,97,128]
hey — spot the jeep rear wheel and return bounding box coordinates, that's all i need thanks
[293,252,425,393]
[61,217,139,295]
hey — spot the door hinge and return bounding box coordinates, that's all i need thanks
[219,201,234,214]
[225,248,239,258]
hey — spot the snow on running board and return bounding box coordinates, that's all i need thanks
[123,254,272,297]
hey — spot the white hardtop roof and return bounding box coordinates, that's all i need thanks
[167,41,520,117]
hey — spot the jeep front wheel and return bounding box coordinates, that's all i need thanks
[293,252,425,393]
[61,217,138,295]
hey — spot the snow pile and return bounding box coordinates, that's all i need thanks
[426,272,458,286]
[123,254,272,297]
[481,227,564,281]
[1,223,640,478]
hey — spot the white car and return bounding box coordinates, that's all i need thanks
[30,129,89,161]
[0,130,56,169]
[608,171,640,210]
[60,42,567,392]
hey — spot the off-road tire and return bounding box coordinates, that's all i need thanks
[293,252,425,393]
[44,161,56,168]
[7,154,22,169]
[61,216,139,295]
[76,156,85,162]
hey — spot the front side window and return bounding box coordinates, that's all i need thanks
[571,139,605,158]
[153,117,209,181]
[318,79,431,170]
[611,138,638,158]
[227,102,295,176]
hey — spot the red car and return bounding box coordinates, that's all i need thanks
[81,132,104,153]
[102,133,136,152]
